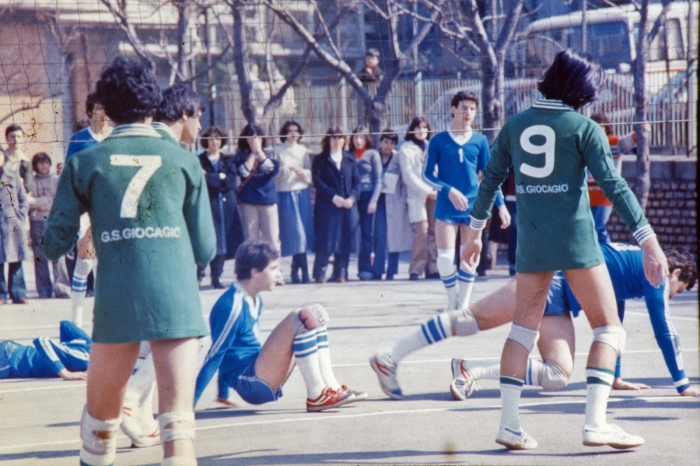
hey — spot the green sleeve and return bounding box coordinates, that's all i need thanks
[583,124,650,235]
[184,161,217,266]
[470,128,513,224]
[40,161,86,261]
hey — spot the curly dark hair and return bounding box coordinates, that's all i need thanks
[348,125,373,151]
[405,117,431,145]
[200,126,228,149]
[237,123,267,152]
[666,247,697,290]
[537,49,604,110]
[95,56,162,125]
[154,83,205,122]
[321,126,347,152]
[279,120,305,143]
[235,240,280,280]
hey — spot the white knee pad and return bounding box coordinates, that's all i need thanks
[161,457,198,466]
[293,304,330,335]
[158,411,195,443]
[540,361,569,390]
[592,325,626,355]
[451,308,480,336]
[507,324,539,353]
[80,406,120,466]
[437,249,456,276]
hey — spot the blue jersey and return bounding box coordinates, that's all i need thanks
[550,243,690,393]
[422,131,503,220]
[65,127,101,161]
[194,283,264,405]
[4,321,90,378]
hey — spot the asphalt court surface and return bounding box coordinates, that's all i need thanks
[1,256,698,465]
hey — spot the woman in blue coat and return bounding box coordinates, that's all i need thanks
[312,126,361,283]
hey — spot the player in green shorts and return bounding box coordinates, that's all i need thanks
[41,57,216,466]
[463,50,668,451]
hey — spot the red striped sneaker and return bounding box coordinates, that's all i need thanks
[338,385,368,403]
[306,387,353,412]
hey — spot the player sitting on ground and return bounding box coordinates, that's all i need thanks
[195,239,367,412]
[371,244,698,400]
[448,244,698,399]
[0,320,90,381]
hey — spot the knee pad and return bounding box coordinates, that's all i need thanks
[293,305,330,335]
[540,361,569,390]
[80,406,120,466]
[158,411,196,444]
[451,308,480,336]
[593,325,626,355]
[507,324,539,353]
[162,457,198,466]
[437,249,456,276]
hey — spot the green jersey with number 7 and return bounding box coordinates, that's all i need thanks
[41,123,216,343]
[469,99,653,273]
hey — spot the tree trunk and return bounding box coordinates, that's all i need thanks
[175,0,192,82]
[231,1,256,124]
[480,59,500,144]
[633,0,651,210]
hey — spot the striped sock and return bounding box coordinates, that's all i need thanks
[524,359,543,386]
[71,258,92,327]
[387,313,452,364]
[469,362,501,381]
[500,376,524,432]
[293,330,325,399]
[457,267,476,309]
[315,326,341,390]
[584,366,615,428]
[439,271,457,311]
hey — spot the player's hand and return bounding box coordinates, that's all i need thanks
[498,205,511,229]
[680,386,700,397]
[252,136,265,157]
[215,397,241,407]
[219,173,226,180]
[612,377,650,390]
[641,237,669,288]
[461,227,482,273]
[448,188,468,211]
[367,201,377,214]
[59,369,87,381]
[427,190,437,201]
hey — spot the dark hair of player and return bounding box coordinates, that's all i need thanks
[31,152,52,171]
[237,123,267,152]
[591,112,614,136]
[348,126,373,151]
[234,239,280,280]
[405,117,432,144]
[321,126,347,152]
[154,83,205,122]
[95,56,162,125]
[200,126,228,149]
[85,92,100,119]
[379,129,399,144]
[665,247,697,290]
[451,90,479,109]
[279,120,305,143]
[366,48,380,58]
[537,49,604,110]
[5,124,23,139]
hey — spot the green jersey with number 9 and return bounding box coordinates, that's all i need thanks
[470,99,653,273]
[41,124,217,343]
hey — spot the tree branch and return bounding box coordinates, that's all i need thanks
[647,0,673,45]
[99,0,154,63]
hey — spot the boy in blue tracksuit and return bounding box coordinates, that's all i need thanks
[0,320,90,380]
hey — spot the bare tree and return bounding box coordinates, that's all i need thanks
[423,0,524,143]
[632,0,673,210]
[264,0,442,139]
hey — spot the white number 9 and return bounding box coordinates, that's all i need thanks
[110,155,162,218]
[519,125,555,179]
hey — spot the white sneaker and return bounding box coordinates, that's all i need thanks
[583,423,645,449]
[496,426,538,450]
[369,353,403,399]
[450,359,479,400]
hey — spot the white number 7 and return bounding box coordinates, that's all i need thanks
[110,155,162,218]
[519,125,555,179]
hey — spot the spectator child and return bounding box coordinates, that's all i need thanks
[29,152,59,298]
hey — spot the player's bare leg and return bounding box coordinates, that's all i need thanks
[564,265,644,449]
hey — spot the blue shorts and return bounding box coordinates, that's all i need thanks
[436,216,470,226]
[234,360,283,405]
[544,273,581,318]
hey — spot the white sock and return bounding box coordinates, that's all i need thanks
[457,265,476,310]
[387,312,452,363]
[524,358,544,386]
[585,367,615,427]
[315,326,341,390]
[468,362,501,381]
[437,248,458,310]
[499,376,524,431]
[71,258,92,327]
[293,330,325,399]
